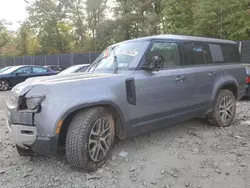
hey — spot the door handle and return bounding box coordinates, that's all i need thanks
[208,72,216,77]
[175,75,186,82]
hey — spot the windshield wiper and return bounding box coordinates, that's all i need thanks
[113,50,118,74]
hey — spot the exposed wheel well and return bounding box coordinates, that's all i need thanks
[57,105,124,150]
[220,83,238,99]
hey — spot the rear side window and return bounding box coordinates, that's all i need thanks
[182,43,206,65]
[221,44,240,62]
[33,67,48,73]
[209,44,224,63]
[209,43,240,63]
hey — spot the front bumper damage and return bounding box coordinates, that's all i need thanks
[6,94,59,156]
[6,122,37,148]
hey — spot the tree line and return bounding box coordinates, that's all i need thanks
[1,0,250,57]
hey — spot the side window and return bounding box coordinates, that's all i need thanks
[15,67,32,74]
[182,43,206,65]
[209,44,224,63]
[221,44,240,62]
[202,44,213,64]
[146,42,180,68]
[33,67,48,73]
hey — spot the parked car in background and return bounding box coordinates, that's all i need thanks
[7,35,246,172]
[0,66,13,73]
[245,64,250,97]
[0,65,57,91]
[44,65,65,72]
[58,64,90,75]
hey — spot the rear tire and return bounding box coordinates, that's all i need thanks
[207,89,236,127]
[16,145,34,156]
[66,107,115,172]
[0,80,10,91]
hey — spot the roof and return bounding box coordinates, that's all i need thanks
[122,34,236,44]
[8,65,45,69]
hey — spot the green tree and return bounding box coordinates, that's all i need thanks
[194,0,250,40]
[162,0,196,35]
[26,0,73,54]
[0,20,11,49]
[16,22,30,56]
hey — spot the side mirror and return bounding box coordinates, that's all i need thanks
[15,72,20,76]
[142,55,164,71]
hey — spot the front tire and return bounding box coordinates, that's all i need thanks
[66,107,115,172]
[0,80,10,91]
[207,89,236,127]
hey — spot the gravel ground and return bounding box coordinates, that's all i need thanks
[0,91,250,188]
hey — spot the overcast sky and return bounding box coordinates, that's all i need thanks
[0,0,115,30]
[0,0,27,30]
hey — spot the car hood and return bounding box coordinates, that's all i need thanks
[12,73,119,96]
[24,72,116,84]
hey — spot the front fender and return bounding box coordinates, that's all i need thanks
[57,100,125,124]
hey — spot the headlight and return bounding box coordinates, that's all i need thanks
[26,97,44,110]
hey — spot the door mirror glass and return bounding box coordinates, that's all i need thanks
[142,55,164,71]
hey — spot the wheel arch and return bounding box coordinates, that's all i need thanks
[211,80,238,109]
[57,101,125,150]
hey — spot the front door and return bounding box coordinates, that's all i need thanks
[128,41,197,135]
[11,67,32,86]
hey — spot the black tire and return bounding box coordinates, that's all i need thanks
[0,80,10,91]
[207,89,236,127]
[16,145,34,156]
[66,107,115,172]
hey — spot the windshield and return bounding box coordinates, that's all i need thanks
[1,66,21,74]
[0,66,12,73]
[88,41,148,73]
[59,65,82,74]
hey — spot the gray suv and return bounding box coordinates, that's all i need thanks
[6,35,246,172]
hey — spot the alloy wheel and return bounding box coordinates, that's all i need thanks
[0,81,9,91]
[88,117,113,162]
[219,96,234,123]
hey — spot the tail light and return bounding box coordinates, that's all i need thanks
[246,76,250,84]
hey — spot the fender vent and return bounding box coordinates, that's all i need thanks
[126,78,136,105]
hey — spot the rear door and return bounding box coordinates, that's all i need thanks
[180,42,216,108]
[31,67,53,77]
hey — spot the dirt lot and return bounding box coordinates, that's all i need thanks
[0,91,250,188]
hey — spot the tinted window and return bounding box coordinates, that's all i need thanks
[147,42,180,68]
[15,67,32,74]
[182,43,205,65]
[209,44,224,63]
[221,44,240,62]
[33,67,48,73]
[202,44,213,64]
